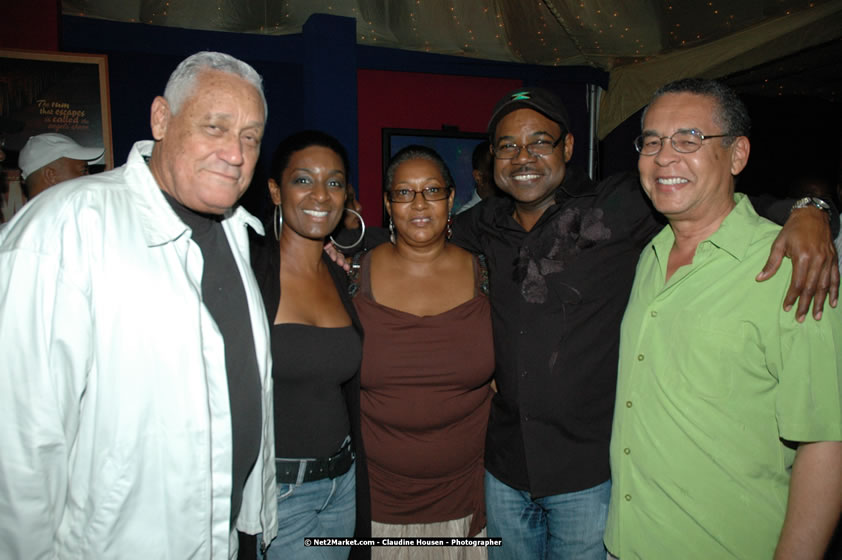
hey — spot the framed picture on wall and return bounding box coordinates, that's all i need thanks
[1,49,113,223]
[382,127,486,216]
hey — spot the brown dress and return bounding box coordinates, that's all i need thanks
[351,251,495,538]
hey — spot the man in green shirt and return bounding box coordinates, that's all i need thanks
[604,78,842,559]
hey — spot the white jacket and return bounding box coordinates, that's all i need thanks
[0,141,277,559]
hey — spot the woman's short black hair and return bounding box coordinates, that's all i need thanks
[269,130,350,181]
[384,145,455,193]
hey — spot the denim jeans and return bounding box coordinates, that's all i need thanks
[259,462,356,559]
[484,470,610,560]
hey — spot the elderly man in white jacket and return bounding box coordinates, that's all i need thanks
[0,51,277,559]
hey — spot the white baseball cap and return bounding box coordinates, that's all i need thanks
[19,133,105,180]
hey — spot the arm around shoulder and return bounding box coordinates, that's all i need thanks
[755,202,839,323]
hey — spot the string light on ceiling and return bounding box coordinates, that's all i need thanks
[60,0,839,83]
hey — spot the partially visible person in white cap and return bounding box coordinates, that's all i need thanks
[19,132,104,199]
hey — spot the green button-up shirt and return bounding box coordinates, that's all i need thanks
[605,194,842,559]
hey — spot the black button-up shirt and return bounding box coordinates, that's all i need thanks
[452,168,661,498]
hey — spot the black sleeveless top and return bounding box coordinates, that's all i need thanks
[271,323,361,458]
[250,233,372,558]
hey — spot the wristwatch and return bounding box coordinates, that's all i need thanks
[791,196,831,213]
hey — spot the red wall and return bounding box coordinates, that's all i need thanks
[356,69,521,225]
[1,1,60,51]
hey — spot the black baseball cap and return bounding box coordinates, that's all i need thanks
[487,87,571,140]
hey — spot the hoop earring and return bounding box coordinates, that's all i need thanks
[330,208,366,251]
[389,217,396,244]
[273,205,282,241]
[446,211,453,240]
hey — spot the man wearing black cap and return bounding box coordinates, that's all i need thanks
[452,87,838,559]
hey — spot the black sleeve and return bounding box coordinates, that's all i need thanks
[247,227,279,322]
[451,200,486,254]
[598,171,665,247]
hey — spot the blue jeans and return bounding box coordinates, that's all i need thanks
[485,470,609,560]
[259,462,356,560]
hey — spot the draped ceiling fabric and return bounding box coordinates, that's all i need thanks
[62,0,842,137]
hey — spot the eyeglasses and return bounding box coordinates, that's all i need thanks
[387,186,451,203]
[634,129,732,156]
[493,135,564,159]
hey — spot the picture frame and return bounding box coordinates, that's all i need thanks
[1,48,113,162]
[382,127,487,216]
[0,48,113,165]
[0,49,113,222]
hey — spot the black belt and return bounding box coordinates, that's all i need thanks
[275,439,354,484]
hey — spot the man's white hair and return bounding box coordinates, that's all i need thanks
[163,51,268,118]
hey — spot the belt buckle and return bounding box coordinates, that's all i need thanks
[326,454,339,479]
[327,446,344,479]
[326,441,351,479]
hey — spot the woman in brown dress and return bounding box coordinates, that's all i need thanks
[350,145,495,559]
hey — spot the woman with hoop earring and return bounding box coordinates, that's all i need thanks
[249,130,370,560]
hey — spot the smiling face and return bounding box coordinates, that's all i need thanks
[148,69,265,214]
[385,157,454,247]
[270,145,347,241]
[493,108,573,217]
[639,92,749,225]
